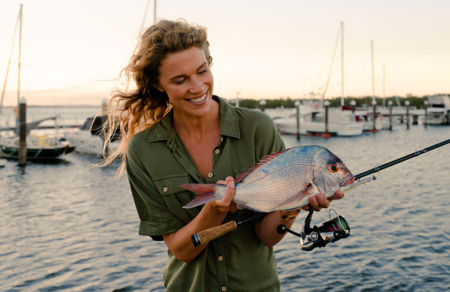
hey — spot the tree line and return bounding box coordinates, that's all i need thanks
[227,95,449,109]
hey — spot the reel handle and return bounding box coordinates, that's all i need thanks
[191,220,238,247]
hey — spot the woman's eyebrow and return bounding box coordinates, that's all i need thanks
[168,62,207,81]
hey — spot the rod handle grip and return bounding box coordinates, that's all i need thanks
[191,220,238,247]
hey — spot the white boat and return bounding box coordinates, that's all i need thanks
[273,106,363,137]
[341,108,384,131]
[64,116,121,155]
[425,95,450,125]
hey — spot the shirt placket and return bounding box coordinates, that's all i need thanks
[212,237,228,291]
[205,136,224,184]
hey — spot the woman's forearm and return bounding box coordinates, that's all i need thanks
[163,202,229,262]
[254,210,300,248]
[163,178,236,263]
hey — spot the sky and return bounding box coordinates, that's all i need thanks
[1,0,450,106]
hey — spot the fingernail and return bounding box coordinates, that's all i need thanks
[230,181,235,189]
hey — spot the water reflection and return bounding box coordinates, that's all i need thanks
[1,125,450,291]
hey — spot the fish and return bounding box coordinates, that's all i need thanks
[180,145,354,213]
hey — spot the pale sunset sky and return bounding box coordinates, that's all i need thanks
[1,0,449,106]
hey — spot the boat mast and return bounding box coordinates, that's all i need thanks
[383,64,385,107]
[153,0,157,24]
[17,4,23,106]
[0,6,21,114]
[371,39,375,104]
[341,21,344,107]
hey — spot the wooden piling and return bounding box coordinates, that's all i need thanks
[259,100,266,112]
[405,100,410,130]
[424,101,428,128]
[371,100,378,133]
[388,100,393,131]
[18,97,26,166]
[350,100,356,114]
[324,100,330,138]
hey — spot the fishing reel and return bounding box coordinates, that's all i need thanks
[277,206,350,251]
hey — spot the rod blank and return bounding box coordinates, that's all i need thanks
[354,138,450,180]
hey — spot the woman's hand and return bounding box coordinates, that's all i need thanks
[302,189,345,211]
[163,176,237,262]
[210,176,238,213]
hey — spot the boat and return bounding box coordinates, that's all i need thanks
[341,107,384,131]
[64,116,121,156]
[0,134,75,160]
[424,95,450,125]
[0,116,76,159]
[273,104,363,137]
[0,5,76,161]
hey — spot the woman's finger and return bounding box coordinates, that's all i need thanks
[328,189,345,201]
[220,177,235,206]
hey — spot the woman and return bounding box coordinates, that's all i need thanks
[105,19,344,291]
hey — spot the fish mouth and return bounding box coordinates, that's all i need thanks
[341,173,355,187]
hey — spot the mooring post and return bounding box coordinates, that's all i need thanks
[18,97,27,166]
[295,100,300,141]
[350,100,356,114]
[324,100,330,138]
[371,100,377,133]
[424,100,428,128]
[101,98,109,158]
[405,100,410,130]
[388,100,393,131]
[259,99,266,112]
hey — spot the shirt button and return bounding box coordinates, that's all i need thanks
[222,287,226,291]
[218,256,223,261]
[163,187,168,192]
[208,173,213,178]
[220,137,223,142]
[215,149,220,154]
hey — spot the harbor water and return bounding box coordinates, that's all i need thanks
[1,107,450,291]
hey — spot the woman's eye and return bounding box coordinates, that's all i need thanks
[198,69,207,74]
[174,79,185,85]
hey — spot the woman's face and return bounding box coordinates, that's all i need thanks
[157,46,214,119]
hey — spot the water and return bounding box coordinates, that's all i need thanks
[1,107,450,291]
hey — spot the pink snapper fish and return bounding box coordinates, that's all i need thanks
[181,145,354,213]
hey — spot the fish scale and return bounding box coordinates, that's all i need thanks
[181,145,354,212]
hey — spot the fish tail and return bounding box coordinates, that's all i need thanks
[180,184,222,208]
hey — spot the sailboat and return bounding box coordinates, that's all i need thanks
[0,5,75,160]
[274,22,363,137]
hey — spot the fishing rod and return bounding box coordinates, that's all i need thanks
[191,212,267,247]
[191,138,450,249]
[354,138,450,180]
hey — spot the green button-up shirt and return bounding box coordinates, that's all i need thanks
[126,96,285,292]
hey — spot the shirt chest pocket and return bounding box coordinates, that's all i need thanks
[153,175,199,223]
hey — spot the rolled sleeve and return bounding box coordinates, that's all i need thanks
[126,142,185,237]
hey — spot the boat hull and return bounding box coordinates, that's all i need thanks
[274,118,363,137]
[0,145,75,160]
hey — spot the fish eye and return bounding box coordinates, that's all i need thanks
[328,161,340,173]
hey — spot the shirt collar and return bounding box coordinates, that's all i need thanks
[147,95,240,145]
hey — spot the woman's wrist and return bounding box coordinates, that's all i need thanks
[278,209,301,221]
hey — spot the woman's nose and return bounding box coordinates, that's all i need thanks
[189,76,204,94]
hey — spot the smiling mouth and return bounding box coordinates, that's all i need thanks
[187,91,208,104]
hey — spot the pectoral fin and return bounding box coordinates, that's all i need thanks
[274,183,318,211]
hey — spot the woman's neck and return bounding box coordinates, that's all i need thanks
[172,100,220,143]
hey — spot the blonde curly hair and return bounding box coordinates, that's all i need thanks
[101,19,213,177]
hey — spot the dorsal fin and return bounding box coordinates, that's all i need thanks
[235,148,292,183]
